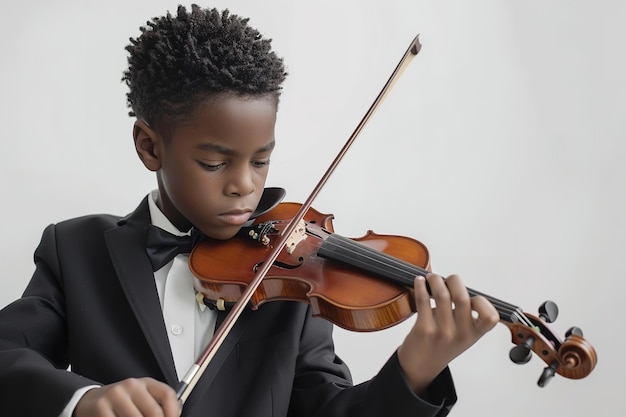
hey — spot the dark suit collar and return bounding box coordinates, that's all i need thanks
[179,308,254,415]
[104,196,254,405]
[116,195,151,228]
[105,196,179,384]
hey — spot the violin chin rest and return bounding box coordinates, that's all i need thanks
[247,187,286,223]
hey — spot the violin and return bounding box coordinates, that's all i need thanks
[174,35,597,402]
[189,201,597,388]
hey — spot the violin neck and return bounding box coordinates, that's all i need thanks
[316,233,526,325]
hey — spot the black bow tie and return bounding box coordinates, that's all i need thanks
[145,226,204,271]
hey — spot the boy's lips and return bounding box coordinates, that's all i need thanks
[219,209,253,226]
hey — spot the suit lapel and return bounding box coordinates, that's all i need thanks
[103,197,254,400]
[104,197,179,385]
[181,308,254,416]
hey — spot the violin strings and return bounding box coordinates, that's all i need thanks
[317,233,534,326]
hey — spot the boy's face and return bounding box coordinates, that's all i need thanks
[135,95,277,239]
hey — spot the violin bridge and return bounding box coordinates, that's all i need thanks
[242,219,307,252]
[284,219,307,254]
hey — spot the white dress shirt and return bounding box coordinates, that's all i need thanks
[60,191,217,416]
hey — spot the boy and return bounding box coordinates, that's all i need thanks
[0,4,498,417]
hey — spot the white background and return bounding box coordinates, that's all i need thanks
[1,1,623,415]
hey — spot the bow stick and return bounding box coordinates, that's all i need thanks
[176,34,422,403]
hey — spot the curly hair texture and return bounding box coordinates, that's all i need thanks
[122,4,287,131]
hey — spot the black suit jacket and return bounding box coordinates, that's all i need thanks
[0,197,457,416]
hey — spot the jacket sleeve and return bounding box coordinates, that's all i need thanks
[0,224,99,416]
[289,308,457,417]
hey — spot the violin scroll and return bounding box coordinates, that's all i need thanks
[505,301,597,387]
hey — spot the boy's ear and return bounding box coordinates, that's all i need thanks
[133,120,162,172]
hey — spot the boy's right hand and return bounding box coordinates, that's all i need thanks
[74,377,181,417]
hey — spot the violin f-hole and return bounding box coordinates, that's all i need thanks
[254,259,304,271]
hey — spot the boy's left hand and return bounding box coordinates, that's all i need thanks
[397,273,499,395]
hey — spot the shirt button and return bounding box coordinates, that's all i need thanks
[171,324,183,335]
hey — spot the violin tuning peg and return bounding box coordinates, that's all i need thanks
[538,301,559,323]
[537,361,559,387]
[565,326,583,338]
[509,337,534,364]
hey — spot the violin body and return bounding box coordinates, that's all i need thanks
[190,202,426,331]
[189,202,597,385]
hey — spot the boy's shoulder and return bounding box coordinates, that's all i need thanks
[31,213,128,267]
[51,197,150,236]
[40,214,127,252]
[54,213,124,232]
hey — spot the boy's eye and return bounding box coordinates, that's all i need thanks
[253,159,271,168]
[199,162,225,171]
[198,159,270,171]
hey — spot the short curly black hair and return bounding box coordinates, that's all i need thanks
[122,4,287,132]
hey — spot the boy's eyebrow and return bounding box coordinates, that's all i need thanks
[195,140,275,155]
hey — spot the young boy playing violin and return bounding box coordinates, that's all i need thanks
[0,4,498,417]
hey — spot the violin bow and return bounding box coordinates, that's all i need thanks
[176,34,422,403]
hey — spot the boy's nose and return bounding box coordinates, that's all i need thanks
[226,166,256,196]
